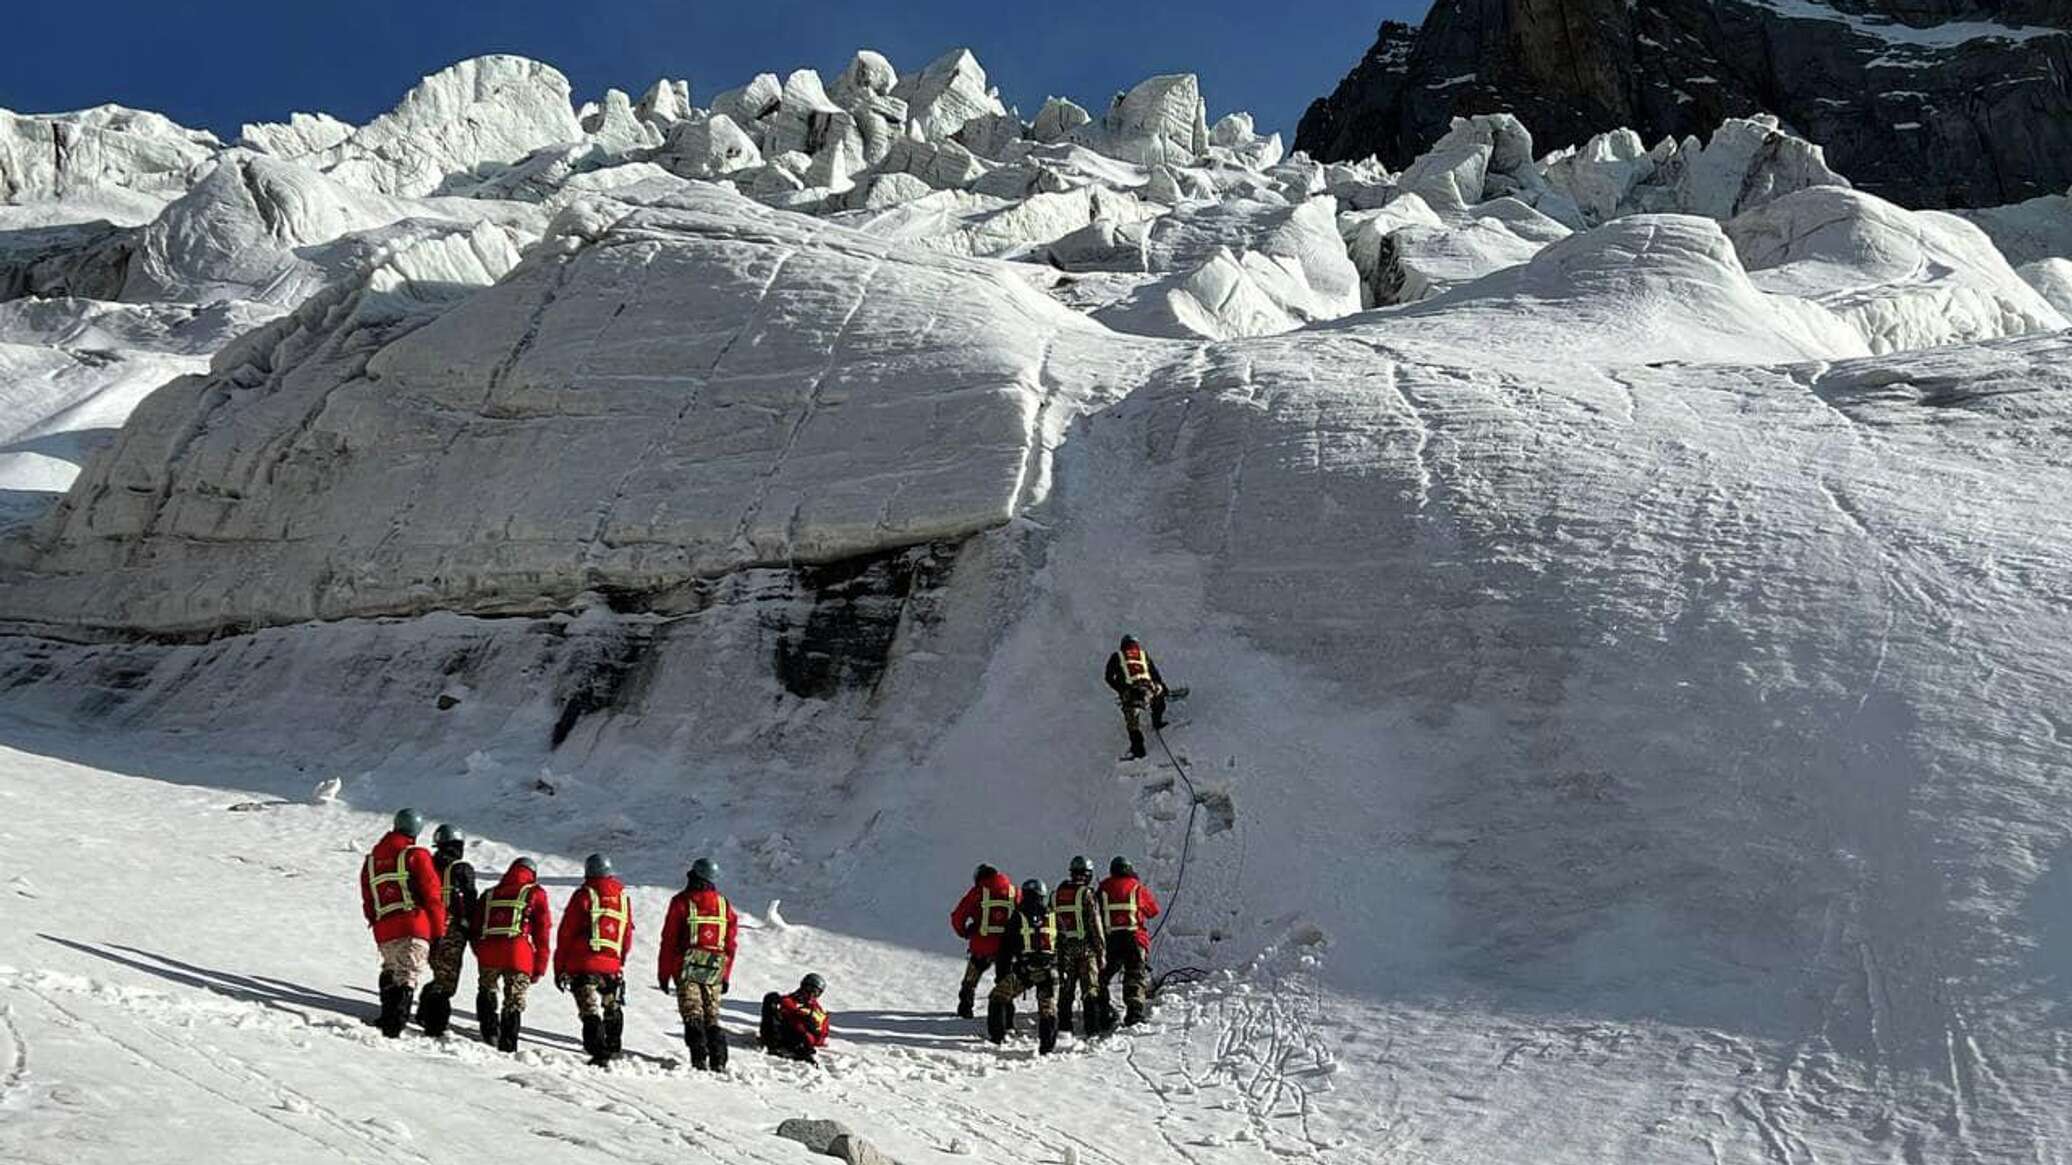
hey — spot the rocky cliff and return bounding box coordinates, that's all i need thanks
[1297,0,2072,209]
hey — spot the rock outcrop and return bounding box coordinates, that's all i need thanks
[1296,0,2072,209]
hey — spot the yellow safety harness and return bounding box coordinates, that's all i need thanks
[364,850,417,919]
[1053,883,1092,941]
[977,886,1015,937]
[587,887,630,955]
[480,887,532,938]
[1101,887,1141,935]
[1120,645,1152,684]
[686,893,731,952]
[1018,911,1057,952]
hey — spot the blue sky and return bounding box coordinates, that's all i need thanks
[0,1,1427,143]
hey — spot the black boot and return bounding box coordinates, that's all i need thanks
[956,985,976,1020]
[986,998,1009,1045]
[604,1010,624,1058]
[705,1024,729,1071]
[497,1009,522,1053]
[759,993,781,1047]
[581,1015,607,1066]
[1126,730,1147,760]
[477,991,501,1045]
[684,1020,709,1070]
[378,984,408,1038]
[1124,1001,1145,1027]
[1058,997,1075,1035]
[1039,1015,1058,1055]
[417,987,451,1037]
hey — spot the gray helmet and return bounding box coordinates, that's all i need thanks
[432,823,465,848]
[1021,877,1049,903]
[1068,855,1092,879]
[799,973,826,997]
[1120,635,1139,649]
[512,857,538,874]
[1110,855,1134,878]
[584,853,613,879]
[974,863,998,885]
[392,808,425,837]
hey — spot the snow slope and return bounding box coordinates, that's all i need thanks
[4,43,2072,1165]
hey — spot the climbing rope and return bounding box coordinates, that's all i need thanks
[1146,718,1209,997]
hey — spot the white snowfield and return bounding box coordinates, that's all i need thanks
[1,42,2072,1165]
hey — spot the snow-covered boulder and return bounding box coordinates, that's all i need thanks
[1727,187,2067,354]
[711,73,784,137]
[1956,190,2072,269]
[239,112,354,163]
[1341,193,1447,305]
[1073,75,1210,167]
[891,49,1006,143]
[116,154,541,306]
[2,185,1102,632]
[830,51,899,106]
[1031,98,1091,145]
[846,184,1154,260]
[1543,129,1657,227]
[581,88,661,153]
[242,56,585,199]
[872,137,989,191]
[1371,217,1556,306]
[1,105,220,204]
[2018,258,2072,317]
[1097,196,1360,338]
[826,171,935,212]
[634,79,692,127]
[1385,214,1868,367]
[655,113,763,180]
[1676,115,1848,222]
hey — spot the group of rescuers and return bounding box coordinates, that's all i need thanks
[356,635,1173,1066]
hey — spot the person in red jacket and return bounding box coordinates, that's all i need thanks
[358,808,447,1038]
[950,863,1018,1019]
[472,856,552,1053]
[657,857,739,1072]
[759,973,830,1062]
[555,853,635,1066]
[1096,855,1161,1028]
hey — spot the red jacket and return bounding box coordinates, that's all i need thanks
[950,870,1018,958]
[658,884,739,987]
[359,831,447,944]
[1097,874,1160,950]
[778,991,830,1048]
[555,876,634,977]
[472,862,553,978]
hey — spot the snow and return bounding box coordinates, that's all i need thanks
[5,43,2072,1165]
[1747,0,2065,49]
[1727,185,2069,353]
[0,105,220,205]
[1955,190,2072,268]
[2018,257,2072,317]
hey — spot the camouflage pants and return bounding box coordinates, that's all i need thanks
[959,955,999,995]
[991,960,1057,1018]
[478,965,532,1012]
[376,938,429,990]
[1101,935,1148,1009]
[426,934,468,996]
[676,976,721,1026]
[1120,682,1167,734]
[1055,941,1103,1019]
[572,975,624,1020]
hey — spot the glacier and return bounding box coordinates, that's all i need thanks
[1,43,2070,1165]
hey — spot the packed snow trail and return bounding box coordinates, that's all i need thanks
[0,740,1407,1165]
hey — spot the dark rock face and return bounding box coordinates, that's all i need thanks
[1297,0,2072,208]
